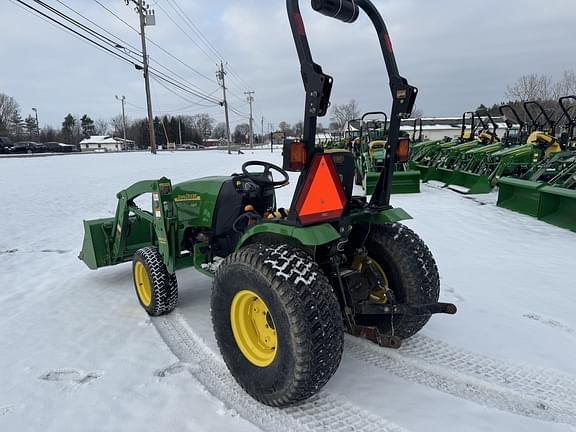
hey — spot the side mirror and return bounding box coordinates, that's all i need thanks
[311,0,359,23]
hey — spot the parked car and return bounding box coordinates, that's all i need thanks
[11,141,46,154]
[45,142,77,153]
[0,137,13,154]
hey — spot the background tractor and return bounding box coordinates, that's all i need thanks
[79,0,456,407]
[352,112,421,194]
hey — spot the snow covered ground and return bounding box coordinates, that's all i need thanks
[1,151,575,432]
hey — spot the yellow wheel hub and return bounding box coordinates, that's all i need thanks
[134,261,152,307]
[230,290,277,367]
[352,255,390,303]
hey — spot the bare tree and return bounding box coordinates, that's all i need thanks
[330,99,361,131]
[110,115,126,137]
[190,113,215,141]
[278,121,291,134]
[234,123,250,143]
[554,70,576,99]
[0,93,20,133]
[506,74,554,102]
[212,122,227,139]
[94,119,110,136]
[293,121,304,138]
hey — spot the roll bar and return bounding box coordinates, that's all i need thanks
[499,104,525,130]
[460,112,476,140]
[412,118,423,142]
[287,0,417,209]
[559,96,576,146]
[360,111,389,140]
[523,101,553,133]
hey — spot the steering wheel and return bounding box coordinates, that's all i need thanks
[242,161,290,188]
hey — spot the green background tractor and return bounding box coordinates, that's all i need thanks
[79,0,456,407]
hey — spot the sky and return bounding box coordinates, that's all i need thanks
[2,0,576,132]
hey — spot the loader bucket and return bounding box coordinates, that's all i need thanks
[79,218,114,270]
[392,170,421,194]
[444,171,492,195]
[538,186,576,232]
[436,167,457,184]
[420,166,445,182]
[496,177,543,217]
[365,171,421,195]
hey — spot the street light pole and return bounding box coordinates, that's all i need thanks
[115,95,127,150]
[31,108,39,139]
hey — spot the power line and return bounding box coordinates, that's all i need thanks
[12,0,139,67]
[159,0,253,92]
[154,2,218,66]
[15,0,222,106]
[91,0,219,86]
[163,0,224,61]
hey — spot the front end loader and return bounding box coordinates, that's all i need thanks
[79,0,457,407]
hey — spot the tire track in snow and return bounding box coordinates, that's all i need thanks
[154,312,408,432]
[346,335,576,426]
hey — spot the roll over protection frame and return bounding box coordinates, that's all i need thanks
[287,0,417,214]
[523,101,554,133]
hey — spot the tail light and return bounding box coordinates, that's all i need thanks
[283,140,307,172]
[396,138,410,163]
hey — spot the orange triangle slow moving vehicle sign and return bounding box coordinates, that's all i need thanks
[296,155,347,224]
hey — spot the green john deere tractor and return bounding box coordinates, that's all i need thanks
[353,112,421,194]
[497,96,576,232]
[79,0,456,407]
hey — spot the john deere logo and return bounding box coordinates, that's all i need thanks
[175,194,201,202]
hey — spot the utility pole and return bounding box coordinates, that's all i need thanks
[216,62,232,155]
[126,0,156,154]
[178,118,183,146]
[261,116,264,145]
[115,95,127,150]
[245,91,255,149]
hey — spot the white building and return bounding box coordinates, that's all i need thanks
[79,136,134,152]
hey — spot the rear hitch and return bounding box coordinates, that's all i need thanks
[351,302,457,349]
[352,326,403,349]
[354,302,458,316]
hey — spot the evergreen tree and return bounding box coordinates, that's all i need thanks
[62,114,76,144]
[24,114,38,140]
[10,111,24,140]
[80,114,95,138]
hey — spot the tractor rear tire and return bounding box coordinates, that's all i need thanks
[133,247,178,317]
[211,244,344,407]
[362,223,440,339]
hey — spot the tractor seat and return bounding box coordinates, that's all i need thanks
[368,141,386,158]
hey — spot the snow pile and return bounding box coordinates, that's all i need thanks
[0,151,575,432]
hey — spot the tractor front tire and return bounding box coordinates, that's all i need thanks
[211,244,344,407]
[133,247,178,316]
[363,223,440,339]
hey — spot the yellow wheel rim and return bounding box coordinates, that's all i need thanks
[352,255,390,303]
[134,261,152,307]
[230,290,277,367]
[368,257,390,303]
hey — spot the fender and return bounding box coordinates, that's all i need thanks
[236,222,341,250]
[350,207,412,225]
